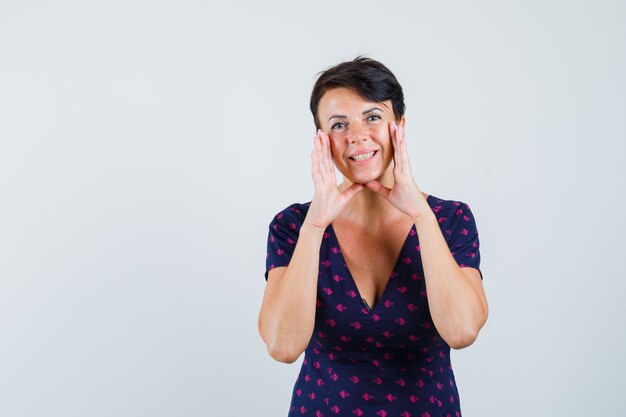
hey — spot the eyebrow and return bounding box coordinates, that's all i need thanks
[327,107,385,122]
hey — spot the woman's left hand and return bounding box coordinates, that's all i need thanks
[365,122,432,222]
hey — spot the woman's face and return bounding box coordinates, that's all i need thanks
[317,87,403,185]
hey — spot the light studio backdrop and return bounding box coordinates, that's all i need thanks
[1,1,624,416]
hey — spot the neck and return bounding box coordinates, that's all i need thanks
[337,165,401,227]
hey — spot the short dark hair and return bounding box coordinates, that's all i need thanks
[310,56,405,129]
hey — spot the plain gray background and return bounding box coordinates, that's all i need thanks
[1,0,625,416]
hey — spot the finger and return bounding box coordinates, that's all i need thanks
[390,122,401,170]
[316,129,330,174]
[327,133,336,168]
[396,124,412,168]
[313,131,320,153]
[394,123,404,168]
[365,180,392,200]
[314,130,328,177]
[311,149,318,179]
[341,183,364,201]
[313,131,321,155]
[396,124,406,157]
[313,132,329,183]
[311,134,323,182]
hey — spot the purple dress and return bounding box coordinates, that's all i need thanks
[264,194,483,417]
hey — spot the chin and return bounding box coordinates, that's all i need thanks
[346,171,384,185]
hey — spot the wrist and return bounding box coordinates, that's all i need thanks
[413,211,437,229]
[300,221,327,237]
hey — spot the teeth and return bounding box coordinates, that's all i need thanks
[352,151,375,161]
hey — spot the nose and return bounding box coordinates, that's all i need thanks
[348,123,368,143]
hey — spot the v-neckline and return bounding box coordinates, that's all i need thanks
[326,194,434,314]
[328,222,414,313]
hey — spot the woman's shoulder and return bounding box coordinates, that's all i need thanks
[269,201,311,226]
[427,193,473,212]
[426,193,477,227]
[426,193,479,238]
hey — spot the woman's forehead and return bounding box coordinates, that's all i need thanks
[319,88,391,115]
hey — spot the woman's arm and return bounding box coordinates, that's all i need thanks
[258,224,325,363]
[366,122,488,349]
[258,130,363,363]
[415,213,488,349]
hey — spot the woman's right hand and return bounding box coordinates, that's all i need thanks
[304,129,363,231]
[259,129,360,363]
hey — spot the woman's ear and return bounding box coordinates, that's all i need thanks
[398,116,406,130]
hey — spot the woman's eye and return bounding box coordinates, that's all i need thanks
[367,114,382,122]
[331,122,347,130]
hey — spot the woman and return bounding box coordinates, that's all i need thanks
[258,57,488,416]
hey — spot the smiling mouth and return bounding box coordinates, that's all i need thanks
[349,151,377,161]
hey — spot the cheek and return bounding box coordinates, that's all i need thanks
[328,135,344,155]
[374,123,390,137]
[328,131,345,142]
[373,126,391,148]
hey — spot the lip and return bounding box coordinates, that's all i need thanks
[348,148,379,159]
[347,149,379,164]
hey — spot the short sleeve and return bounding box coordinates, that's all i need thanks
[264,205,304,281]
[448,202,483,280]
